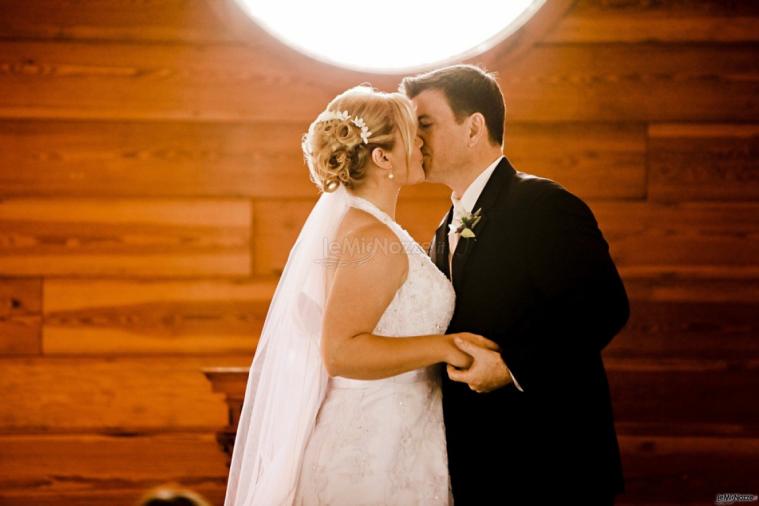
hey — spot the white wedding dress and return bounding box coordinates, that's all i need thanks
[293,195,456,505]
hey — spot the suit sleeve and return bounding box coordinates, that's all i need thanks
[498,186,630,393]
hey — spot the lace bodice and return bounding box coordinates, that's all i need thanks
[347,194,456,338]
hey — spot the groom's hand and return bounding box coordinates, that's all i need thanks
[447,337,512,393]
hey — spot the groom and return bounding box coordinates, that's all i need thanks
[401,65,630,504]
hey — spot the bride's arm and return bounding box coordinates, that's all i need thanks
[321,221,493,380]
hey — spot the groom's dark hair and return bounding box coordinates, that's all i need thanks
[400,64,505,147]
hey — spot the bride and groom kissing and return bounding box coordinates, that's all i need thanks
[225,64,630,505]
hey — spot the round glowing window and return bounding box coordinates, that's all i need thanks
[233,0,547,73]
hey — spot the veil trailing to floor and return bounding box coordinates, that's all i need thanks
[224,184,352,506]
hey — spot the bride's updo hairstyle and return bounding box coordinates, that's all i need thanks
[302,84,417,193]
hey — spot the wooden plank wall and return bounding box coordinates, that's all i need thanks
[0,0,757,504]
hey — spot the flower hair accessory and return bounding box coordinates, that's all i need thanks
[316,110,373,144]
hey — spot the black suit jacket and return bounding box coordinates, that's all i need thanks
[430,157,629,504]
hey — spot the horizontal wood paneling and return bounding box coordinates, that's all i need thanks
[253,199,759,275]
[0,432,227,494]
[488,44,759,123]
[505,122,647,199]
[0,41,343,122]
[0,278,42,354]
[548,0,759,43]
[619,266,759,303]
[613,298,758,361]
[35,271,758,362]
[252,198,314,277]
[0,0,759,47]
[395,199,455,250]
[37,272,759,360]
[593,202,759,268]
[0,487,225,506]
[42,278,275,354]
[0,198,251,277]
[1,42,757,122]
[606,358,758,429]
[608,271,759,362]
[617,434,759,505]
[0,354,250,433]
[0,0,231,43]
[0,119,317,198]
[617,420,759,440]
[0,120,645,200]
[1,2,756,504]
[4,0,759,46]
[648,123,759,202]
[252,197,453,276]
[1,431,755,506]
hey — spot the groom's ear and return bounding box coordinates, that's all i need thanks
[466,112,487,147]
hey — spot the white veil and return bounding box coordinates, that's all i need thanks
[224,184,352,506]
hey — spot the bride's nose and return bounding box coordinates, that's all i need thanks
[415,135,423,148]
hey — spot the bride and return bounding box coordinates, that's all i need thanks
[224,85,498,505]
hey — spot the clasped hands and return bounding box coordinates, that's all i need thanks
[446,333,512,393]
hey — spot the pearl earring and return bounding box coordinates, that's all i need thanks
[387,172,395,180]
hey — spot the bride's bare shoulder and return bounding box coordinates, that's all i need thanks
[335,207,397,242]
[331,208,407,272]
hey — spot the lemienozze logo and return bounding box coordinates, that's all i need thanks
[715,493,758,505]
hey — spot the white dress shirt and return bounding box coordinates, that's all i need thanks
[446,155,524,392]
[447,156,503,271]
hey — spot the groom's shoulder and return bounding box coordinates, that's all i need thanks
[511,170,572,203]
[508,169,593,219]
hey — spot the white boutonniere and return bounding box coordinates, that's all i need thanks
[449,207,483,239]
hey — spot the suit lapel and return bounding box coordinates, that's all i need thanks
[432,206,453,280]
[451,157,516,291]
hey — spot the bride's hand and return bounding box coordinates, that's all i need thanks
[443,332,500,369]
[455,332,501,352]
